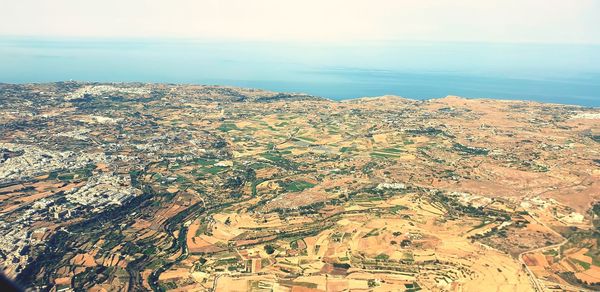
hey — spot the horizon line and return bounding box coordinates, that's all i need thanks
[1,35,600,46]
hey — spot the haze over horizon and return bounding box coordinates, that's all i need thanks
[2,0,600,44]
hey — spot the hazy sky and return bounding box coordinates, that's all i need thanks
[1,0,600,43]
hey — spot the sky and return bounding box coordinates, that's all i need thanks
[1,0,600,44]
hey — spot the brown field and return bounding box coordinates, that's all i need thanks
[3,84,600,292]
[576,266,600,284]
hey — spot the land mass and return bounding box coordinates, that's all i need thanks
[1,82,599,291]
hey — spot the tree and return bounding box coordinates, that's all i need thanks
[264,244,275,254]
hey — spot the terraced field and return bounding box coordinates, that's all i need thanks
[0,83,599,291]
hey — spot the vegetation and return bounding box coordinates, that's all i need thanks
[279,180,315,192]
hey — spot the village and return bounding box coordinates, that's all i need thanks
[0,82,599,291]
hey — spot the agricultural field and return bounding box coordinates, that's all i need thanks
[0,83,599,291]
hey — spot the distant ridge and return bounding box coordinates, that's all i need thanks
[0,82,595,108]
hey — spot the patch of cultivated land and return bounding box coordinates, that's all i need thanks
[0,83,599,291]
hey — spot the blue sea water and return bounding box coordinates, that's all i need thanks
[1,37,600,106]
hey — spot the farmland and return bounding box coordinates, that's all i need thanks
[0,83,599,291]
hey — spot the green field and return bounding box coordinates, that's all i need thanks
[280,180,316,192]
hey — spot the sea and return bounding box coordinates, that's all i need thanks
[1,37,599,107]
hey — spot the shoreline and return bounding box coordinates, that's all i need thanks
[1,81,599,108]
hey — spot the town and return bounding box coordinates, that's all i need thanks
[0,82,599,291]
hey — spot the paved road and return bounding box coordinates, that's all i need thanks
[518,213,596,292]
